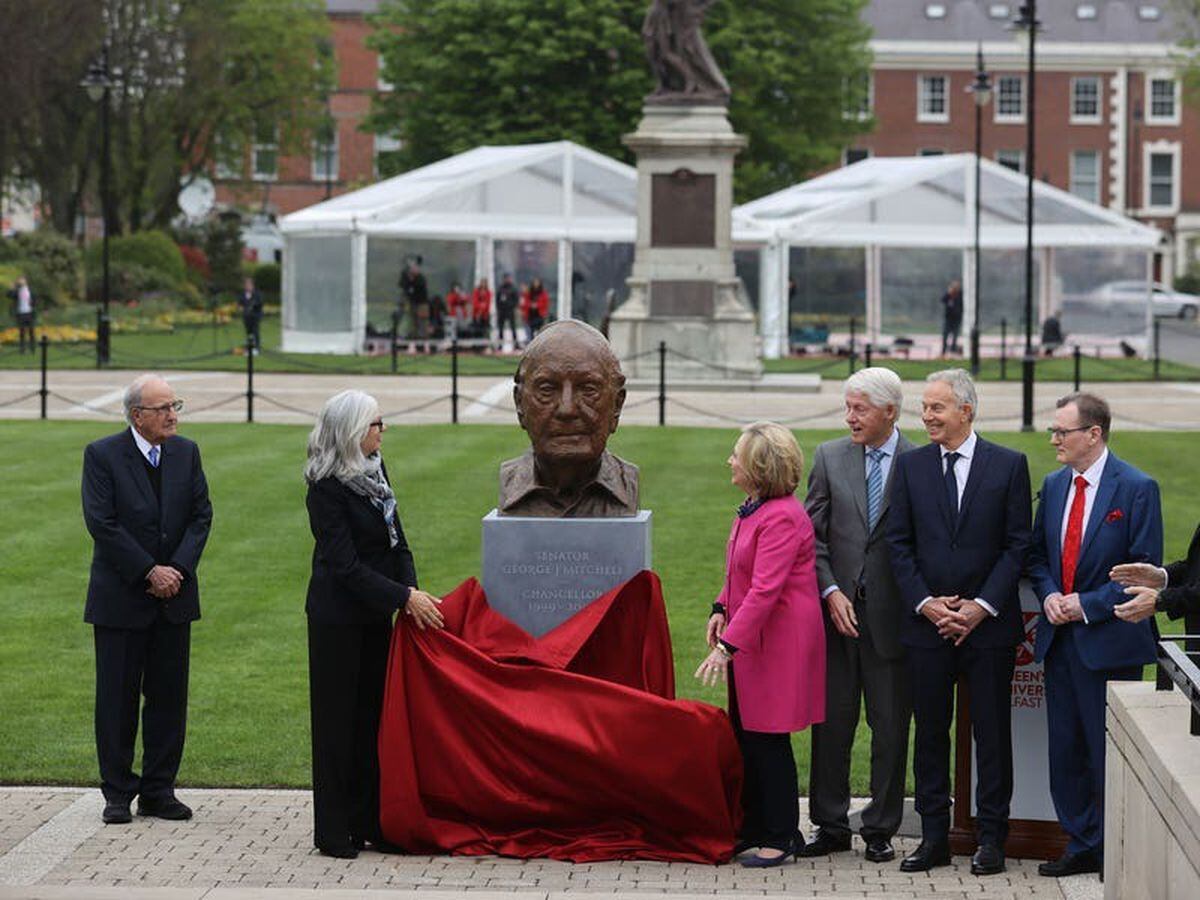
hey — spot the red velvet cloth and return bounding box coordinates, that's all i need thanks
[378,571,742,862]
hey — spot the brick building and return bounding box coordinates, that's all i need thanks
[856,0,1200,282]
[213,0,390,219]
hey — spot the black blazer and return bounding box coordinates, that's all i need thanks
[886,436,1032,649]
[82,429,213,627]
[1161,523,1200,621]
[305,473,417,625]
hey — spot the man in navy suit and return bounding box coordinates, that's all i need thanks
[82,374,212,825]
[887,369,1031,877]
[1028,393,1161,879]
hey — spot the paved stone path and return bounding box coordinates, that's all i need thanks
[1,368,1199,431]
[0,788,1102,900]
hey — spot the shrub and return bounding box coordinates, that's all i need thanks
[1175,269,1200,296]
[0,238,22,263]
[179,244,210,280]
[253,262,281,294]
[87,261,181,303]
[84,230,186,287]
[12,230,83,304]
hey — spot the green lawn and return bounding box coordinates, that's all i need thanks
[0,421,1194,791]
[4,314,1198,381]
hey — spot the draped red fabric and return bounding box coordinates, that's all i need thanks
[377,571,742,863]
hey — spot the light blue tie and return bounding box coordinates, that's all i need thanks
[148,446,160,468]
[866,447,884,530]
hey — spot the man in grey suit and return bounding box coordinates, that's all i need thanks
[801,367,914,863]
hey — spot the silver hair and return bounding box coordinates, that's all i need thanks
[926,367,977,420]
[123,373,168,424]
[844,367,903,417]
[304,389,380,483]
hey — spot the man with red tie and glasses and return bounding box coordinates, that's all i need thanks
[1028,392,1162,881]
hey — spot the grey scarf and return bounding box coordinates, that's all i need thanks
[340,454,399,547]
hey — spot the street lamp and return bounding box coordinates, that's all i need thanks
[1010,1,1041,432]
[81,50,113,367]
[966,45,992,376]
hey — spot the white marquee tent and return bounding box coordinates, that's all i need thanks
[736,154,1164,356]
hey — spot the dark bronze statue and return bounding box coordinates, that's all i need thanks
[642,0,730,105]
[499,320,639,518]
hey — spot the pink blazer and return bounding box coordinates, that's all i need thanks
[716,495,825,733]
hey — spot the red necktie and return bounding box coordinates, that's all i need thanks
[1061,475,1088,594]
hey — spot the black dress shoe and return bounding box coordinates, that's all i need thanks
[136,796,192,820]
[863,837,895,863]
[899,839,951,872]
[797,829,852,858]
[971,842,1005,875]
[316,844,358,859]
[1038,850,1100,877]
[101,801,132,824]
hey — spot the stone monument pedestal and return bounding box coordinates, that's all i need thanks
[609,104,760,382]
[481,511,652,638]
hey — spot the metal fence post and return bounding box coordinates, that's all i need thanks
[865,342,872,368]
[1153,317,1161,381]
[1000,318,1008,381]
[1073,344,1081,392]
[450,337,459,424]
[391,309,399,374]
[658,341,666,427]
[246,339,254,423]
[848,316,857,376]
[39,336,48,420]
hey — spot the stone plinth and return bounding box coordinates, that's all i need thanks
[480,510,652,638]
[1105,681,1200,899]
[610,104,760,382]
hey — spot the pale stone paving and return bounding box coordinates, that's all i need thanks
[0,788,1100,899]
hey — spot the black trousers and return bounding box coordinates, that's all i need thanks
[497,309,518,344]
[17,313,34,352]
[909,642,1015,846]
[243,315,261,349]
[941,319,961,354]
[307,620,392,851]
[808,621,911,842]
[93,621,191,804]
[729,666,799,851]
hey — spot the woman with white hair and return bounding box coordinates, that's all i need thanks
[304,389,443,859]
[695,421,825,867]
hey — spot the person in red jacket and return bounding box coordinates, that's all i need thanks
[445,283,469,338]
[521,277,551,342]
[470,278,492,343]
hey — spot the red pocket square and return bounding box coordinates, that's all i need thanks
[1105,508,1124,523]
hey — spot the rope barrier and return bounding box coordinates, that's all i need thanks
[0,390,41,409]
[378,395,454,418]
[45,391,126,416]
[184,394,245,414]
[253,394,321,418]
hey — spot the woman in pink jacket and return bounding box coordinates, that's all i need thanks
[696,421,826,867]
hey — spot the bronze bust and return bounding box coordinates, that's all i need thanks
[499,320,639,518]
[642,0,730,105]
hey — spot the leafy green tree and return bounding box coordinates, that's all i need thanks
[3,0,333,235]
[367,0,872,200]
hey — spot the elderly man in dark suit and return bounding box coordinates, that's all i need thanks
[1029,393,1162,879]
[82,374,212,824]
[801,368,914,864]
[887,369,1031,877]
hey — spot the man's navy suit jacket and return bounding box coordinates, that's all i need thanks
[82,429,213,628]
[1028,452,1161,669]
[886,436,1032,649]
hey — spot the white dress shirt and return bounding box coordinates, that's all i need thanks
[130,426,161,465]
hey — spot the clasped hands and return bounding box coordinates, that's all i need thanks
[922,596,989,645]
[146,565,183,599]
[1109,562,1167,623]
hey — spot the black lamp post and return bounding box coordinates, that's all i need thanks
[1011,1,1041,432]
[967,45,992,376]
[81,49,113,367]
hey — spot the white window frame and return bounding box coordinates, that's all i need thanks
[996,149,1025,173]
[373,132,403,178]
[311,126,339,182]
[917,74,949,123]
[251,123,279,183]
[1143,141,1180,214]
[994,75,1025,124]
[842,147,872,166]
[1146,74,1180,126]
[1070,76,1102,124]
[1070,150,1101,204]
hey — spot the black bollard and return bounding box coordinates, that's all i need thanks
[450,337,459,424]
[246,339,255,423]
[1000,318,1008,381]
[391,310,400,374]
[1073,344,1081,392]
[39,336,49,420]
[658,341,666,427]
[848,316,857,376]
[1153,317,1161,381]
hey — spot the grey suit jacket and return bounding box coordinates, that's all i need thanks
[804,431,915,660]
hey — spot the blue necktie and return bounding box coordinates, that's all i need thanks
[148,446,160,468]
[944,451,961,522]
[866,448,884,530]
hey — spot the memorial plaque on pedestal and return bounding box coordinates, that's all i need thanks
[650,280,714,317]
[481,510,652,637]
[651,170,715,247]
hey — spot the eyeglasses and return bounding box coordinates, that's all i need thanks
[1046,425,1092,440]
[137,400,184,414]
[369,419,385,431]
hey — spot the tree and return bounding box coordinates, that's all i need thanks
[367,0,872,201]
[3,0,333,236]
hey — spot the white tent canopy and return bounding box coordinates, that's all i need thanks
[735,154,1163,356]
